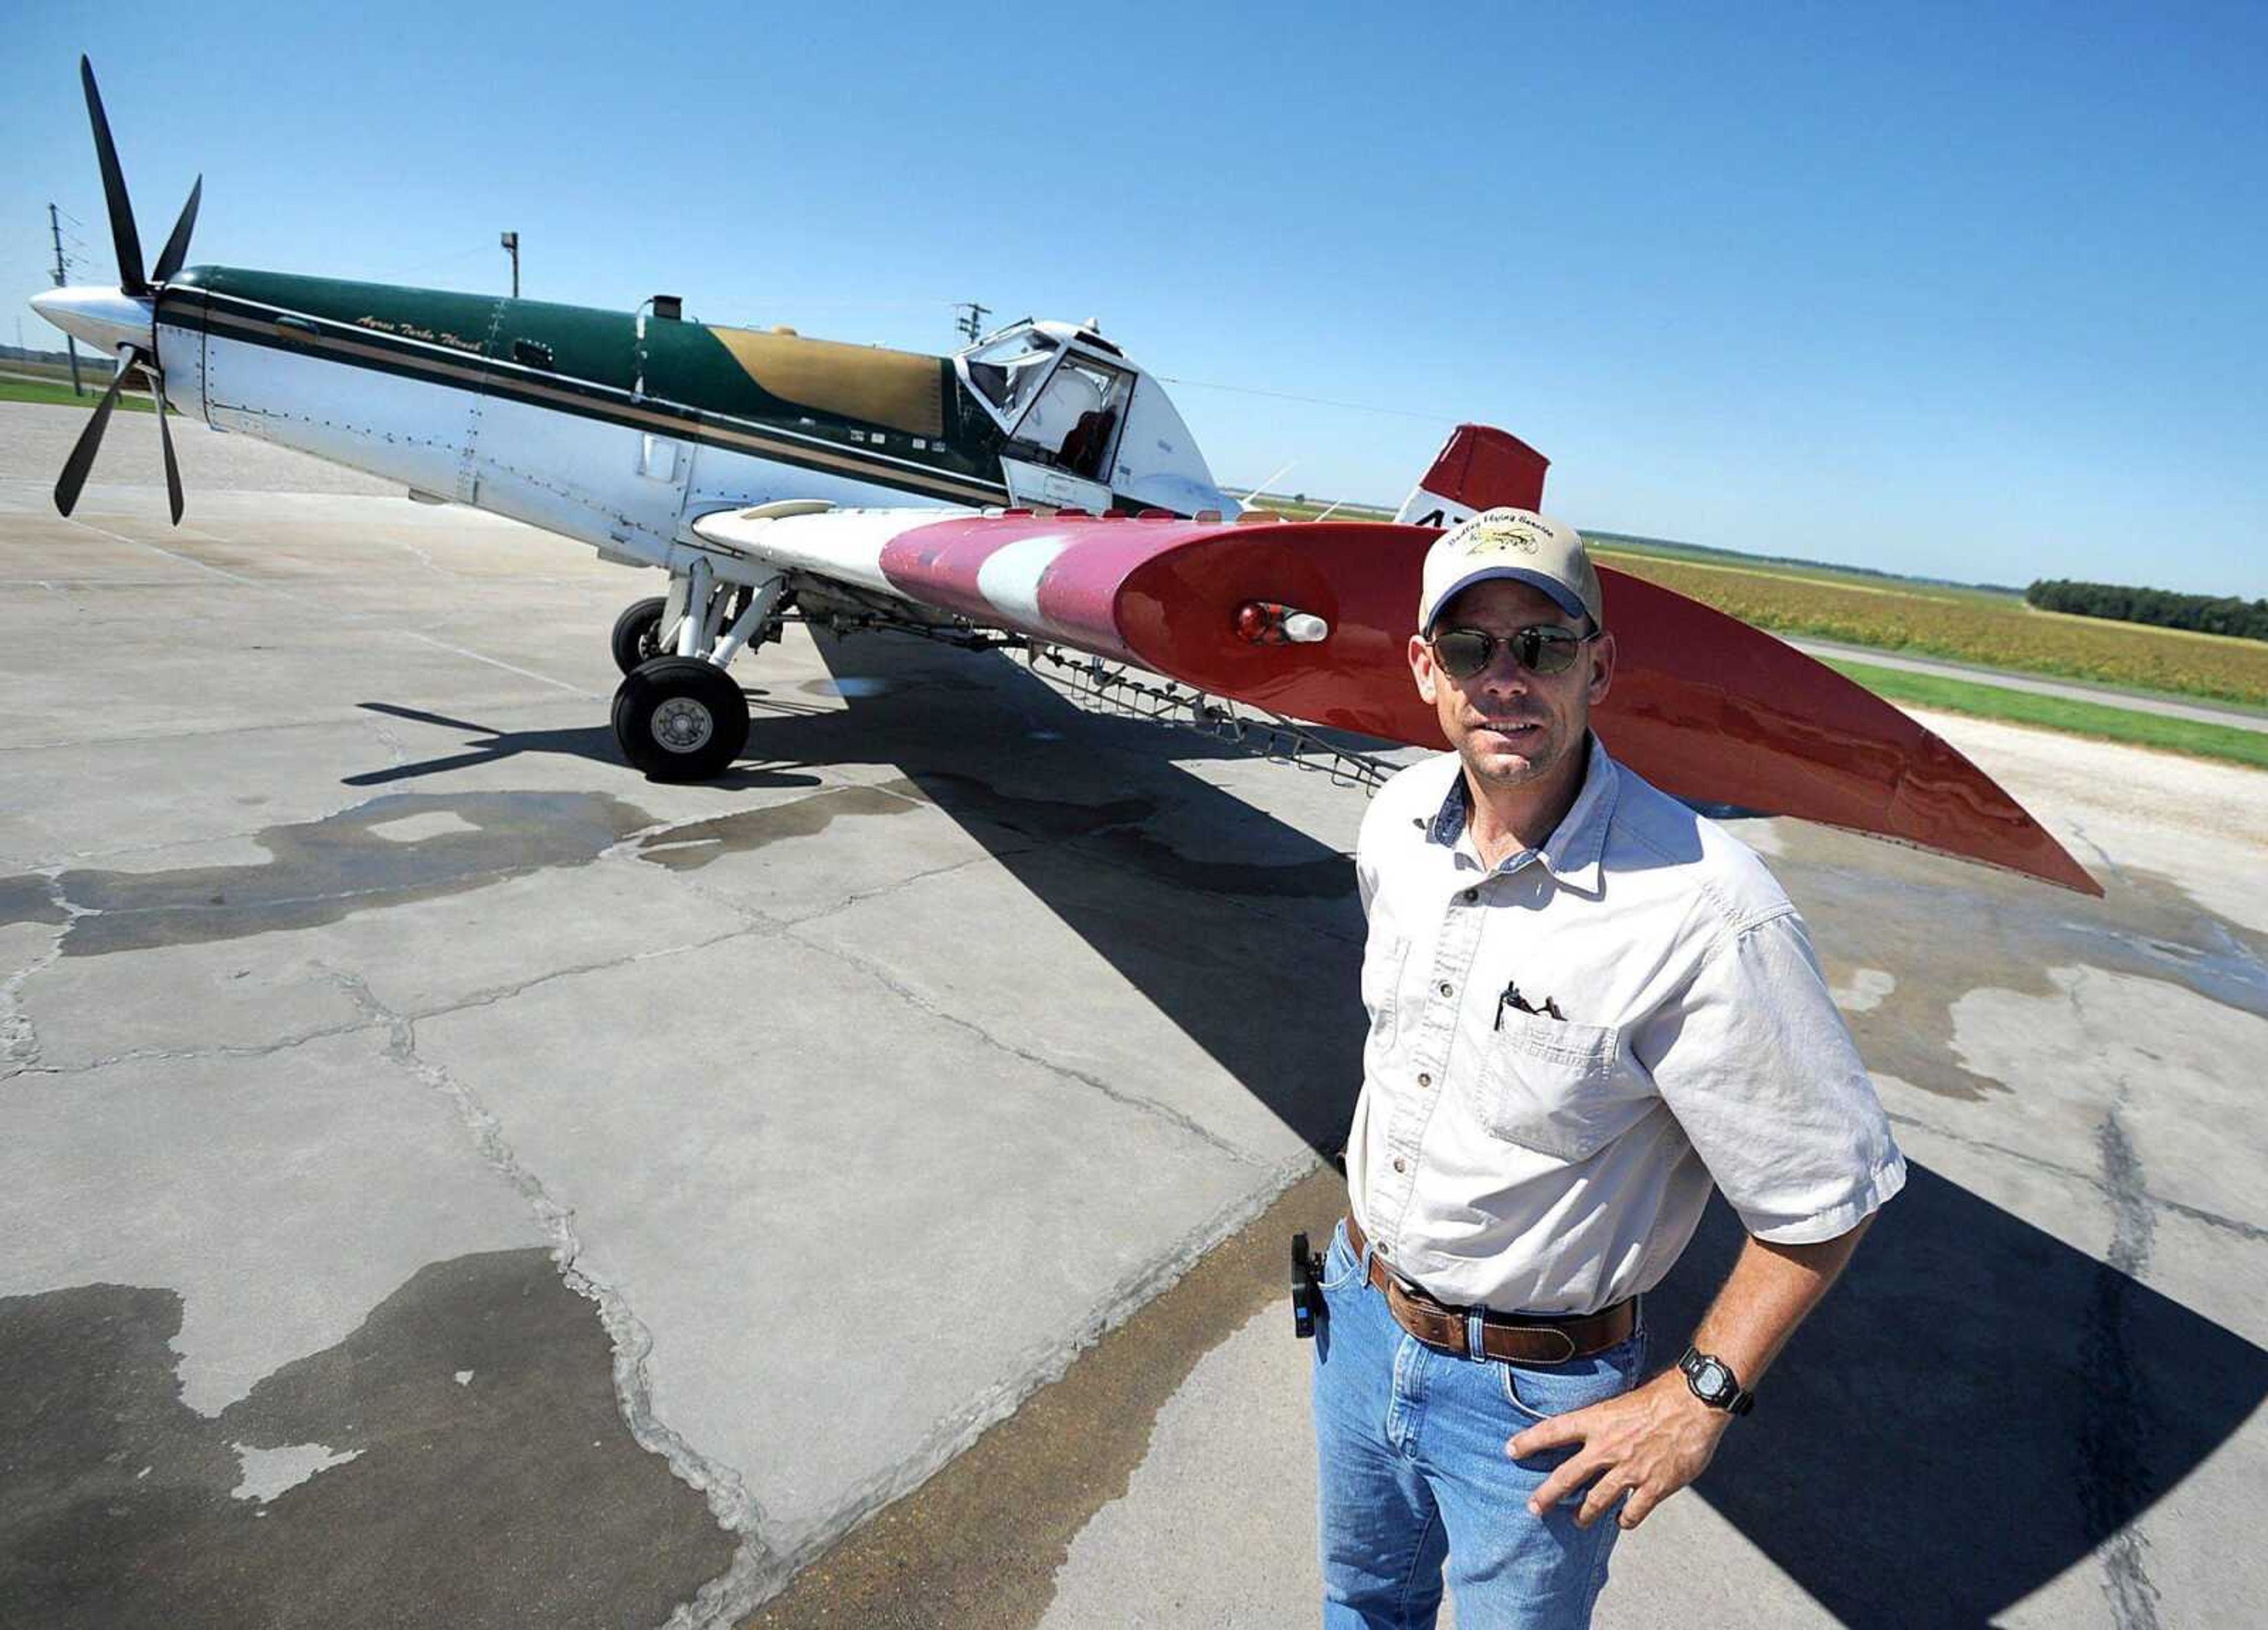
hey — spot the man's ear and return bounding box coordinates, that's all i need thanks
[1409,634,1439,705]
[1588,630,1617,707]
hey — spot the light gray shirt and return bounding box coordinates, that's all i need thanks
[1347,736,1905,1314]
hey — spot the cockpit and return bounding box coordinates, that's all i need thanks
[955,320,1135,485]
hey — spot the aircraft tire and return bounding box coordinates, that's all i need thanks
[612,656,750,781]
[611,596,670,675]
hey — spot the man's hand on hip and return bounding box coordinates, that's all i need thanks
[1507,1370,1730,1531]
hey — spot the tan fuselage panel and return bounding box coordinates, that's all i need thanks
[710,327,946,439]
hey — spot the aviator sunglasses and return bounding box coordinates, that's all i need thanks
[1428,623,1595,680]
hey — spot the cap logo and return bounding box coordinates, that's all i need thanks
[1460,521,1547,558]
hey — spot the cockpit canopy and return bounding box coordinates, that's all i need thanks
[953,318,1233,517]
[957,320,1134,482]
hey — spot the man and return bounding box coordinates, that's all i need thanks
[1311,508,1904,1628]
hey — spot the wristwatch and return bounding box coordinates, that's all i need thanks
[1677,1345,1755,1416]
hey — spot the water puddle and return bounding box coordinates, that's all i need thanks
[1759,820,2268,1098]
[1,791,655,957]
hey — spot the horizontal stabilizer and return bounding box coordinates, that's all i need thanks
[1393,424,1550,527]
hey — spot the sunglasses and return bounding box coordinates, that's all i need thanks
[1428,624,1594,680]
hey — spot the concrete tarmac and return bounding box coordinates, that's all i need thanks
[2,403,2264,1628]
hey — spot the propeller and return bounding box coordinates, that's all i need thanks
[44,57,201,524]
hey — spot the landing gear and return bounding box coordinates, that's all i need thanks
[610,596,670,675]
[612,656,750,781]
[607,565,786,781]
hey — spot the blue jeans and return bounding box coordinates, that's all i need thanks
[1311,1221,1648,1629]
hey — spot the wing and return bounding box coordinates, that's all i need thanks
[693,507,2098,897]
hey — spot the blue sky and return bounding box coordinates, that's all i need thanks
[6,1,2262,596]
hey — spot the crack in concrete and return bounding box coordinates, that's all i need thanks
[4,1016,384,1081]
[771,847,1028,929]
[2084,1087,2163,1630]
[315,967,793,1628]
[5,887,761,1083]
[2062,816,2128,888]
[1884,1109,2268,1244]
[782,922,1275,1173]
[364,711,410,772]
[396,925,765,1028]
[1,871,83,1074]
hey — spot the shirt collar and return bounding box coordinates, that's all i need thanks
[1425,734,1619,894]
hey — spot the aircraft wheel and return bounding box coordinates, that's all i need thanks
[612,656,750,781]
[611,596,671,674]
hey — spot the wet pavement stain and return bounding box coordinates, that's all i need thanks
[624,772,1355,902]
[628,783,925,872]
[0,1250,734,1630]
[0,875,66,928]
[1757,820,2268,1099]
[2,792,656,958]
[739,1165,1351,1630]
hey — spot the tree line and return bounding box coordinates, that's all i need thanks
[2025,579,2268,642]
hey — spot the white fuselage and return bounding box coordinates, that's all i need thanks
[164,317,962,591]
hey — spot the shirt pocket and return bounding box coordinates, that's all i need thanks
[1464,1013,1644,1163]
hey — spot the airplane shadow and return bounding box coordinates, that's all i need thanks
[338,630,2266,1619]
[1646,1176,2267,1625]
[791,631,2266,1625]
[343,702,823,793]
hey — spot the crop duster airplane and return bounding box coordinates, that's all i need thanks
[31,59,2097,895]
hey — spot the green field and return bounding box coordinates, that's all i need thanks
[1595,547,2268,710]
[1247,494,1395,523]
[1821,657,2268,771]
[0,375,158,413]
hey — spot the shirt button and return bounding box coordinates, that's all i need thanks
[1438,982,1453,997]
[1461,889,1477,904]
[1417,1071,1432,1088]
[1393,1158,1407,1173]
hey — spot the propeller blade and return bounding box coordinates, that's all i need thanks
[148,361,184,524]
[151,175,203,286]
[80,57,147,297]
[54,358,129,518]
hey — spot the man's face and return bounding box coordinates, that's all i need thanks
[1407,578,1616,791]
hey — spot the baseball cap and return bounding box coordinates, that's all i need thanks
[1418,507,1604,637]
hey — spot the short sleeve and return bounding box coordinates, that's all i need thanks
[1633,909,1905,1244]
[1355,790,1387,920]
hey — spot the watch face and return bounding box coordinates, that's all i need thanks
[1695,1360,1728,1396]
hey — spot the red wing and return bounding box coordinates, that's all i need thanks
[706,503,2096,894]
[1108,523,2099,895]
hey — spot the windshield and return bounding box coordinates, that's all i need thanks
[960,327,1061,424]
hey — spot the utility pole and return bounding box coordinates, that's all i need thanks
[500,231,519,299]
[49,203,83,395]
[953,301,990,345]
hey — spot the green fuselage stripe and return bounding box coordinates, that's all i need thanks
[168,281,1010,507]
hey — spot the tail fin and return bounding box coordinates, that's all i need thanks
[1393,425,1550,528]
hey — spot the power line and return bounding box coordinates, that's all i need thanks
[47,203,84,395]
[1154,373,1459,425]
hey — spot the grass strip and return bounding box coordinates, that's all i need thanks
[1821,657,2268,772]
[0,376,158,413]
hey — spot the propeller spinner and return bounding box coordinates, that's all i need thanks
[30,58,201,524]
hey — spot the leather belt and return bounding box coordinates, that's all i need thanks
[1344,1212,1634,1364]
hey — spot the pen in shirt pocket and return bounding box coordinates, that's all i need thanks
[1494,980,1568,1028]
